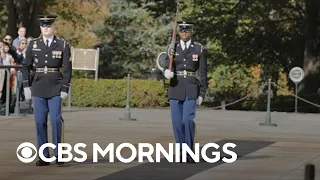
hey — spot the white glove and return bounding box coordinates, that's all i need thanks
[196,96,203,105]
[24,87,32,100]
[164,69,174,79]
[60,92,68,100]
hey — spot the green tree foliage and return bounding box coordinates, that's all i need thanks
[130,0,177,19]
[0,0,7,36]
[46,0,110,48]
[182,1,307,70]
[207,64,255,101]
[298,0,320,112]
[0,0,319,111]
[179,0,320,113]
[2,0,56,38]
[94,0,172,78]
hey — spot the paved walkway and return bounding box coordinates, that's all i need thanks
[0,108,320,180]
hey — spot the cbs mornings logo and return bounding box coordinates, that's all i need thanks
[16,142,238,163]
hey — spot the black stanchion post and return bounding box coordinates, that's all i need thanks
[13,70,26,117]
[67,83,72,112]
[0,65,23,116]
[14,70,20,116]
[28,99,33,114]
[305,164,315,180]
[4,68,10,116]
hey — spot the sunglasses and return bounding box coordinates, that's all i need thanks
[40,24,53,28]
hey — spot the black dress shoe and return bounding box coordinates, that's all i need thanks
[55,157,64,165]
[187,156,195,163]
[36,159,50,166]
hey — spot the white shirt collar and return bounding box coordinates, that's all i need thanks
[180,39,191,49]
[43,35,54,45]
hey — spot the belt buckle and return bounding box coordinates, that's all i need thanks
[183,70,187,78]
[44,66,48,74]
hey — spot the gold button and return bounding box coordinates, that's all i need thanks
[45,54,48,57]
[45,61,47,63]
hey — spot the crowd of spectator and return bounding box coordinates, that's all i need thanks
[0,26,34,112]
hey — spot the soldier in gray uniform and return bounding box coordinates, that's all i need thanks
[22,15,72,166]
[163,21,208,163]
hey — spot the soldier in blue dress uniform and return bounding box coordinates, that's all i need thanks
[163,21,208,163]
[22,15,72,166]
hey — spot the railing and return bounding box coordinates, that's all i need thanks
[0,65,23,116]
[0,64,72,117]
[1,69,319,117]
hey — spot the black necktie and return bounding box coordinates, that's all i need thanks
[46,39,49,48]
[184,42,187,50]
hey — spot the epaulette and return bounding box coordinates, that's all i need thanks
[31,36,41,42]
[194,41,205,53]
[194,41,202,46]
[34,36,41,40]
[28,37,40,48]
[56,36,69,49]
[56,36,65,41]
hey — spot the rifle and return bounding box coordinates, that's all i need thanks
[168,0,180,71]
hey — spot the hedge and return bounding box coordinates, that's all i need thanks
[68,75,297,111]
[70,78,168,108]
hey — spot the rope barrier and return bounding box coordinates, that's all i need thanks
[211,95,250,109]
[271,82,320,108]
[3,74,319,113]
[210,82,268,110]
[207,80,320,111]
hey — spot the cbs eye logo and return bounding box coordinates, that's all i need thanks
[16,142,38,163]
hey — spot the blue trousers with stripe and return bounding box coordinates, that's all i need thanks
[170,96,196,151]
[33,96,63,158]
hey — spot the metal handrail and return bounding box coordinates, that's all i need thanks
[0,65,22,116]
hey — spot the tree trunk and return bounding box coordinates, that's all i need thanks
[7,0,17,38]
[28,0,43,38]
[20,0,30,32]
[298,0,320,113]
[0,1,6,36]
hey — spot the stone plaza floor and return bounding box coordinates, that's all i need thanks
[0,107,320,180]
